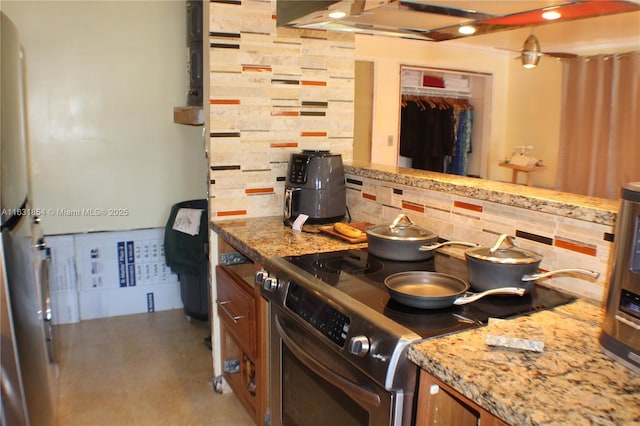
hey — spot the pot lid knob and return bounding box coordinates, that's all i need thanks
[389,213,414,231]
[490,234,516,253]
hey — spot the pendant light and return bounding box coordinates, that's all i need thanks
[521,34,541,68]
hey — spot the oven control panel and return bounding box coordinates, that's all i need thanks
[285,281,351,347]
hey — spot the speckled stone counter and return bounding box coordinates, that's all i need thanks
[408,299,640,426]
[345,161,618,226]
[212,216,639,425]
[211,216,367,265]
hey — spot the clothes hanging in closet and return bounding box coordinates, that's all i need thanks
[445,105,473,176]
[399,95,473,175]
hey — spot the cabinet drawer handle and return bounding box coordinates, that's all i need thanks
[216,300,245,324]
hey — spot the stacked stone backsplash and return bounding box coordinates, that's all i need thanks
[207,1,616,304]
[208,0,355,220]
[345,170,616,303]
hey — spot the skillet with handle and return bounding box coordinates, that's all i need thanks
[384,271,526,309]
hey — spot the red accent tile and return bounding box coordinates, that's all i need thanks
[362,193,377,201]
[242,65,272,72]
[301,80,327,86]
[300,131,327,137]
[217,210,247,217]
[270,142,298,148]
[454,200,483,213]
[271,111,299,116]
[402,201,425,213]
[210,99,240,105]
[245,187,274,195]
[554,239,597,257]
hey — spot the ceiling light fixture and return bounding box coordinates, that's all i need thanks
[541,9,562,20]
[521,52,541,68]
[328,11,346,19]
[521,33,542,68]
[458,25,476,35]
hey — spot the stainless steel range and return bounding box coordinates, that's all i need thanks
[259,248,574,426]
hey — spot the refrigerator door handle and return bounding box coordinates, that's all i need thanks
[40,256,56,363]
[34,237,46,251]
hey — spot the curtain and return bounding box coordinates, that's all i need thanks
[556,52,640,199]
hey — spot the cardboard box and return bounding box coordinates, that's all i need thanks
[45,235,77,293]
[74,228,178,289]
[78,283,182,320]
[47,228,183,323]
[50,291,80,325]
[46,235,79,324]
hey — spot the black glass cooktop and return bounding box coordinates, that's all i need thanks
[283,248,575,339]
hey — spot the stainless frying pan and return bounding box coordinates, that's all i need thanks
[384,271,526,309]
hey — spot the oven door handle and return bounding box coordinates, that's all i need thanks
[275,314,381,409]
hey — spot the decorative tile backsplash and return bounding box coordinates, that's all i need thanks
[208,0,354,220]
[345,172,615,302]
[207,1,616,303]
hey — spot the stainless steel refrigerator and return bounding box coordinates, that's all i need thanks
[1,12,56,426]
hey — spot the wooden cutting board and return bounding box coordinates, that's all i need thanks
[318,222,373,243]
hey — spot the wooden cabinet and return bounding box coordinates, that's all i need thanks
[416,369,510,426]
[217,265,256,357]
[215,239,268,425]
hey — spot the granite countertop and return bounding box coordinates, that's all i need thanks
[212,216,639,425]
[345,161,618,226]
[408,299,640,426]
[210,216,367,265]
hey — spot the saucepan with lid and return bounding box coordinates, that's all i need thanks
[366,214,464,261]
[383,271,525,309]
[422,234,600,293]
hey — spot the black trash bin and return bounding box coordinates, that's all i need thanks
[164,199,209,321]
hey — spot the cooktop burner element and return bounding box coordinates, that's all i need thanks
[311,251,384,275]
[282,248,575,339]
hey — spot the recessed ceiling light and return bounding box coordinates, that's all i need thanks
[542,10,561,20]
[458,25,476,35]
[328,11,346,19]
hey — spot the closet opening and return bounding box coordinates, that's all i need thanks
[398,65,493,179]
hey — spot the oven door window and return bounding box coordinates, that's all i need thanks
[271,307,397,426]
[282,343,369,426]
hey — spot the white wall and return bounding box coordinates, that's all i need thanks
[354,33,565,188]
[3,1,207,234]
[504,58,563,188]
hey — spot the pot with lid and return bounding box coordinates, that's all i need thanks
[423,234,600,292]
[366,214,443,261]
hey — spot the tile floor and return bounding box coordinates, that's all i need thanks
[53,309,254,426]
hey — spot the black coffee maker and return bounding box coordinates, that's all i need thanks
[283,150,346,225]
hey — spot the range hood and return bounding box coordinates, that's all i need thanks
[276,0,640,41]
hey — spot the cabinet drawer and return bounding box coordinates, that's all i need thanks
[216,264,256,357]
